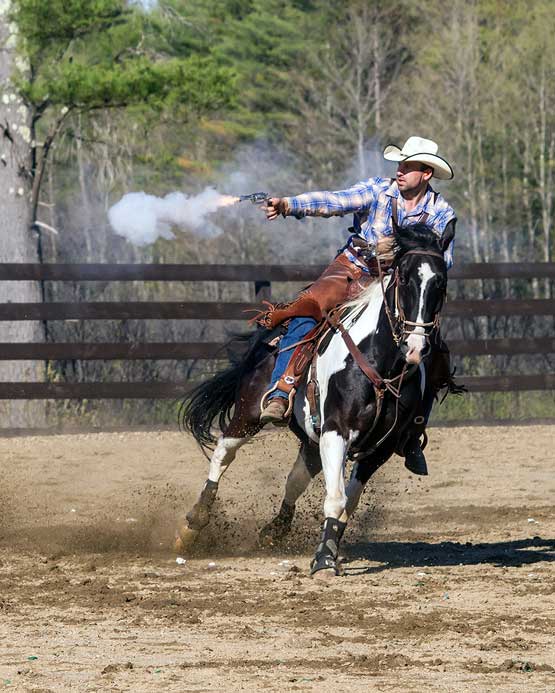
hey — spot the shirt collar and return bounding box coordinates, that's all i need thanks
[388,182,436,217]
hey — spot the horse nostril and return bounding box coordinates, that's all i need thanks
[405,348,422,365]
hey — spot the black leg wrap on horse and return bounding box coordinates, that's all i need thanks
[310,517,347,575]
[186,479,218,530]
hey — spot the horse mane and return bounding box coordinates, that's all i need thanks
[341,273,385,316]
[393,223,442,258]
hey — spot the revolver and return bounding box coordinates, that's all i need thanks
[238,191,270,204]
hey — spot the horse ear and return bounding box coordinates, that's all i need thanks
[439,219,456,253]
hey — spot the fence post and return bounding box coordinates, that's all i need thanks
[254,280,272,302]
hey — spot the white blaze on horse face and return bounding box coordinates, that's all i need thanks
[405,262,434,365]
[320,431,348,519]
[207,436,246,483]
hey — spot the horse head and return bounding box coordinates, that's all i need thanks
[388,223,448,366]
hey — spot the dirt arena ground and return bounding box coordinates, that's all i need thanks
[0,425,554,692]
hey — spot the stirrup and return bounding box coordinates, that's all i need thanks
[260,384,296,419]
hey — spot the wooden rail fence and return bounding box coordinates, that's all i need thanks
[0,262,554,400]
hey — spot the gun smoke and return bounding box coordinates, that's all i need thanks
[108,188,240,246]
[107,139,392,248]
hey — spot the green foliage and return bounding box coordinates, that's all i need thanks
[19,55,234,113]
[11,0,236,119]
[174,0,319,134]
[12,0,130,53]
[9,0,237,236]
[431,392,555,423]
[146,0,221,57]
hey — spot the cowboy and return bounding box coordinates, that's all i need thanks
[259,136,456,475]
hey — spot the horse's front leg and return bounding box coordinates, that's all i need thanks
[259,441,322,546]
[341,462,367,523]
[342,454,389,522]
[175,420,259,554]
[310,430,349,576]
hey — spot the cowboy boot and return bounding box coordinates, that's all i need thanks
[260,397,289,426]
[404,435,428,476]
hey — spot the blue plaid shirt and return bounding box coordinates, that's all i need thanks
[285,177,456,269]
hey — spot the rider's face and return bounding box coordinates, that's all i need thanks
[396,161,433,193]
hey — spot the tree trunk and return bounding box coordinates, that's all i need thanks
[0,3,46,427]
[75,115,94,261]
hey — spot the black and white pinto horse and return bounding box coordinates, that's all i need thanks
[178,224,449,576]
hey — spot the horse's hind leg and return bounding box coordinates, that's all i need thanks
[259,442,321,546]
[175,415,261,554]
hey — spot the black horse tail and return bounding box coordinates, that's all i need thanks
[178,329,279,452]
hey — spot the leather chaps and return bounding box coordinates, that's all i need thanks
[256,253,374,330]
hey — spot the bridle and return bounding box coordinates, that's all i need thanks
[376,248,446,349]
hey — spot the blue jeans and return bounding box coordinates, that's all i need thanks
[269,317,318,399]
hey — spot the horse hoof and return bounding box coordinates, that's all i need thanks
[311,567,337,580]
[174,524,199,555]
[310,555,341,577]
[258,530,276,548]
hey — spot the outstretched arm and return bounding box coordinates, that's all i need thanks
[265,179,379,220]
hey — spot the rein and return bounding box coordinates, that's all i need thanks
[324,302,411,453]
[323,305,409,450]
[323,308,406,399]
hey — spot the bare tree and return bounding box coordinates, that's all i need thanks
[289,0,410,184]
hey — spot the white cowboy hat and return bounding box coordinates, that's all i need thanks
[383,136,454,180]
